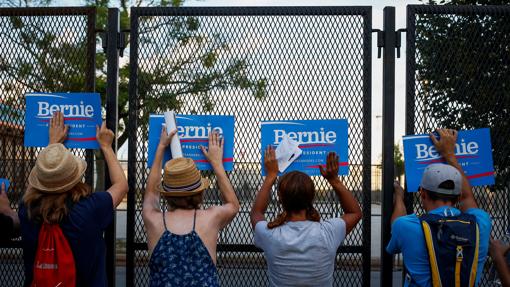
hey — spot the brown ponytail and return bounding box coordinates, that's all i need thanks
[267,171,320,229]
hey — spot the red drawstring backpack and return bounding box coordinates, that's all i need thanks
[31,223,76,287]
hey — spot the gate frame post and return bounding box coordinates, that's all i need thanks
[380,6,396,287]
[105,8,120,287]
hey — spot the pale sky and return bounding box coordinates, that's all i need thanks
[52,0,421,163]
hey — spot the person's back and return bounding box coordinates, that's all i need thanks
[255,218,345,286]
[18,113,128,287]
[387,129,491,287]
[19,190,113,286]
[143,129,239,286]
[251,150,362,287]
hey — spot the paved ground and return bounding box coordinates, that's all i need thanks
[112,267,403,287]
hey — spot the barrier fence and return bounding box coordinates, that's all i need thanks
[403,5,510,286]
[126,6,372,287]
[0,7,96,287]
[0,4,508,287]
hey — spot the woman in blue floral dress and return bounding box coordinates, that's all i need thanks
[143,128,240,286]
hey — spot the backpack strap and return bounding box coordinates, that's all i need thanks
[468,223,480,287]
[421,219,442,287]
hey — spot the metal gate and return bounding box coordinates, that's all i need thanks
[0,7,96,287]
[405,4,510,286]
[127,6,372,287]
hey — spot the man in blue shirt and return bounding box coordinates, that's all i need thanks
[387,129,491,287]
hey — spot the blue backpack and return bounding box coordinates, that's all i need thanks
[419,212,480,287]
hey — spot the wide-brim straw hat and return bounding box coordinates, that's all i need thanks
[158,157,209,197]
[28,143,87,193]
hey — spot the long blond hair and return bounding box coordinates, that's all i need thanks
[23,182,92,224]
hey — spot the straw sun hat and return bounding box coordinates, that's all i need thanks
[158,157,209,197]
[28,143,87,193]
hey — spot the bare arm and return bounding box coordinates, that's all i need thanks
[200,132,240,229]
[490,239,510,287]
[0,183,19,236]
[250,146,278,229]
[430,129,477,211]
[391,181,407,223]
[143,127,176,215]
[320,152,362,234]
[97,122,129,207]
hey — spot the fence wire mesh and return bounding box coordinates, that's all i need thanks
[0,7,96,287]
[406,5,510,286]
[128,7,372,287]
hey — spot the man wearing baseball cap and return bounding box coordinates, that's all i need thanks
[387,129,491,287]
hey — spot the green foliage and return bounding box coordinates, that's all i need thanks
[2,0,267,148]
[378,144,405,178]
[415,0,510,189]
[394,144,405,177]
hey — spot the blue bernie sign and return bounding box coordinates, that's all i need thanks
[403,128,495,192]
[148,114,235,171]
[24,93,102,149]
[260,119,349,176]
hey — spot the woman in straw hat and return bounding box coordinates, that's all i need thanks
[251,148,362,287]
[18,111,128,287]
[143,127,240,287]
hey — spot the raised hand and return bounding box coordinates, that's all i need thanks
[0,182,10,214]
[320,152,339,182]
[96,121,115,149]
[430,129,458,159]
[200,131,224,167]
[49,111,69,144]
[158,125,177,148]
[264,146,278,178]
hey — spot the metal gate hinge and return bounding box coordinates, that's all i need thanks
[372,28,407,59]
[118,30,129,57]
[396,28,407,58]
[372,29,384,58]
[99,30,129,57]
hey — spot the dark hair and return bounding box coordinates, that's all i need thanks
[423,180,460,205]
[268,171,320,229]
[164,193,203,211]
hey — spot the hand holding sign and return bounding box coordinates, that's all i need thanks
[200,131,224,168]
[264,146,279,178]
[49,111,69,144]
[429,129,458,161]
[319,152,339,182]
[96,122,115,149]
[158,125,177,148]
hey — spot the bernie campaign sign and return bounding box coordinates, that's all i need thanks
[148,114,235,171]
[403,128,495,192]
[261,119,349,176]
[24,93,102,149]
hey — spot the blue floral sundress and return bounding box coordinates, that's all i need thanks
[149,209,220,287]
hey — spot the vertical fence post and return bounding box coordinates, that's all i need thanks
[85,7,97,186]
[126,8,139,287]
[105,8,120,287]
[381,6,396,287]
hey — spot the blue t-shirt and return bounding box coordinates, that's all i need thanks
[386,206,491,287]
[19,191,113,287]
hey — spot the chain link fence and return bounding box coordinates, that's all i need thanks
[406,5,510,286]
[0,7,96,286]
[127,7,372,287]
